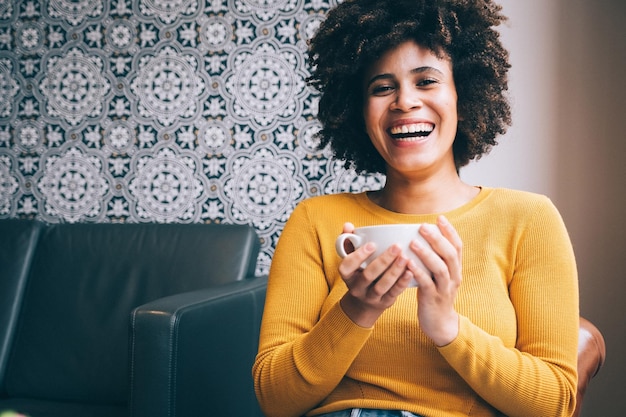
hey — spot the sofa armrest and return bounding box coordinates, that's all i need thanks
[129,277,267,417]
[574,316,607,417]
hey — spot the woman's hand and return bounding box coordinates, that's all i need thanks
[338,222,415,328]
[408,215,463,346]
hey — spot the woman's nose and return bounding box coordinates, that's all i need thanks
[390,87,422,111]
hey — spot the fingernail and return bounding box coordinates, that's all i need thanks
[364,242,376,252]
[421,224,434,233]
[411,239,423,248]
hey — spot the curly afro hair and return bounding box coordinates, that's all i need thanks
[308,0,512,174]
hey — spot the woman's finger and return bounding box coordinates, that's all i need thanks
[434,216,463,285]
[338,241,376,281]
[342,222,355,234]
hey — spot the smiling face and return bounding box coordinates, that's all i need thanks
[363,40,459,179]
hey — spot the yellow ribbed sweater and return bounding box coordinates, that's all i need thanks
[253,188,579,417]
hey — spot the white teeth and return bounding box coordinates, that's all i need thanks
[390,123,434,135]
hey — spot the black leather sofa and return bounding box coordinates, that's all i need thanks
[0,219,266,417]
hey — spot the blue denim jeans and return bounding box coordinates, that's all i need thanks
[316,409,424,417]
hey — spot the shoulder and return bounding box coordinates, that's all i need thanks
[295,192,365,213]
[280,193,368,244]
[482,187,555,211]
[285,192,365,226]
[480,187,564,227]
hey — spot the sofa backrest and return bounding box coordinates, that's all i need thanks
[2,221,260,405]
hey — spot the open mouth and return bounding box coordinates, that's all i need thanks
[389,122,434,140]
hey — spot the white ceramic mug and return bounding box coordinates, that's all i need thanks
[335,224,434,286]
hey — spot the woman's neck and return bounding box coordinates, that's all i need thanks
[368,172,479,215]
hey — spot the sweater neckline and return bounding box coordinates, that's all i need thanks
[356,186,493,222]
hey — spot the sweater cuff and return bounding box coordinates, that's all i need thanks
[294,302,374,371]
[321,301,374,348]
[437,315,473,358]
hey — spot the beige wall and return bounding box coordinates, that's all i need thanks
[462,0,560,196]
[462,1,626,415]
[556,1,626,415]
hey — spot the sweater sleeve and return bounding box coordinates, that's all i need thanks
[252,201,372,417]
[438,197,579,417]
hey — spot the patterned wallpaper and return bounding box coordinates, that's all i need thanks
[0,0,384,275]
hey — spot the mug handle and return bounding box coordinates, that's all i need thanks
[335,233,364,258]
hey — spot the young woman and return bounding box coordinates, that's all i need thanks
[253,1,579,416]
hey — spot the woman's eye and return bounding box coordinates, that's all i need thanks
[370,85,394,95]
[417,78,438,87]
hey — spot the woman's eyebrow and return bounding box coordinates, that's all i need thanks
[366,66,445,87]
[411,66,445,76]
